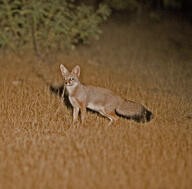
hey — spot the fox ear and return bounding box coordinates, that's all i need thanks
[60,64,69,77]
[72,65,80,77]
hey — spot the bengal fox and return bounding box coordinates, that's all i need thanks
[60,64,153,125]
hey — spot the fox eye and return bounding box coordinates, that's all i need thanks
[70,77,74,81]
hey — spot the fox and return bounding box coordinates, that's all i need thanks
[60,64,153,125]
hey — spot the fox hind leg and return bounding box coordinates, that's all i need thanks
[107,112,119,126]
[99,110,119,126]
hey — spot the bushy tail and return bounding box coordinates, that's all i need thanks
[115,100,153,122]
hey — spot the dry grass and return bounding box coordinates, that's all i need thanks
[0,14,192,189]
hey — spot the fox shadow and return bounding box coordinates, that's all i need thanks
[49,84,72,109]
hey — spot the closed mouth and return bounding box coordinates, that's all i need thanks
[65,83,73,86]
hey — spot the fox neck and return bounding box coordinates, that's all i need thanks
[66,82,83,97]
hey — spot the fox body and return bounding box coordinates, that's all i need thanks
[60,64,153,125]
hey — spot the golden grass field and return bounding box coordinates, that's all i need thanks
[0,13,192,189]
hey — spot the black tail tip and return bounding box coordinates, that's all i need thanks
[145,110,154,122]
[130,110,154,123]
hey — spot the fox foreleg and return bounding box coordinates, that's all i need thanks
[73,107,79,124]
[80,105,86,125]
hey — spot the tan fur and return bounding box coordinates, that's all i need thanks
[60,64,153,125]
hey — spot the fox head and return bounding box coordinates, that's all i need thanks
[60,64,80,87]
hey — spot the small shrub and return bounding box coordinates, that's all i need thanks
[0,0,111,53]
